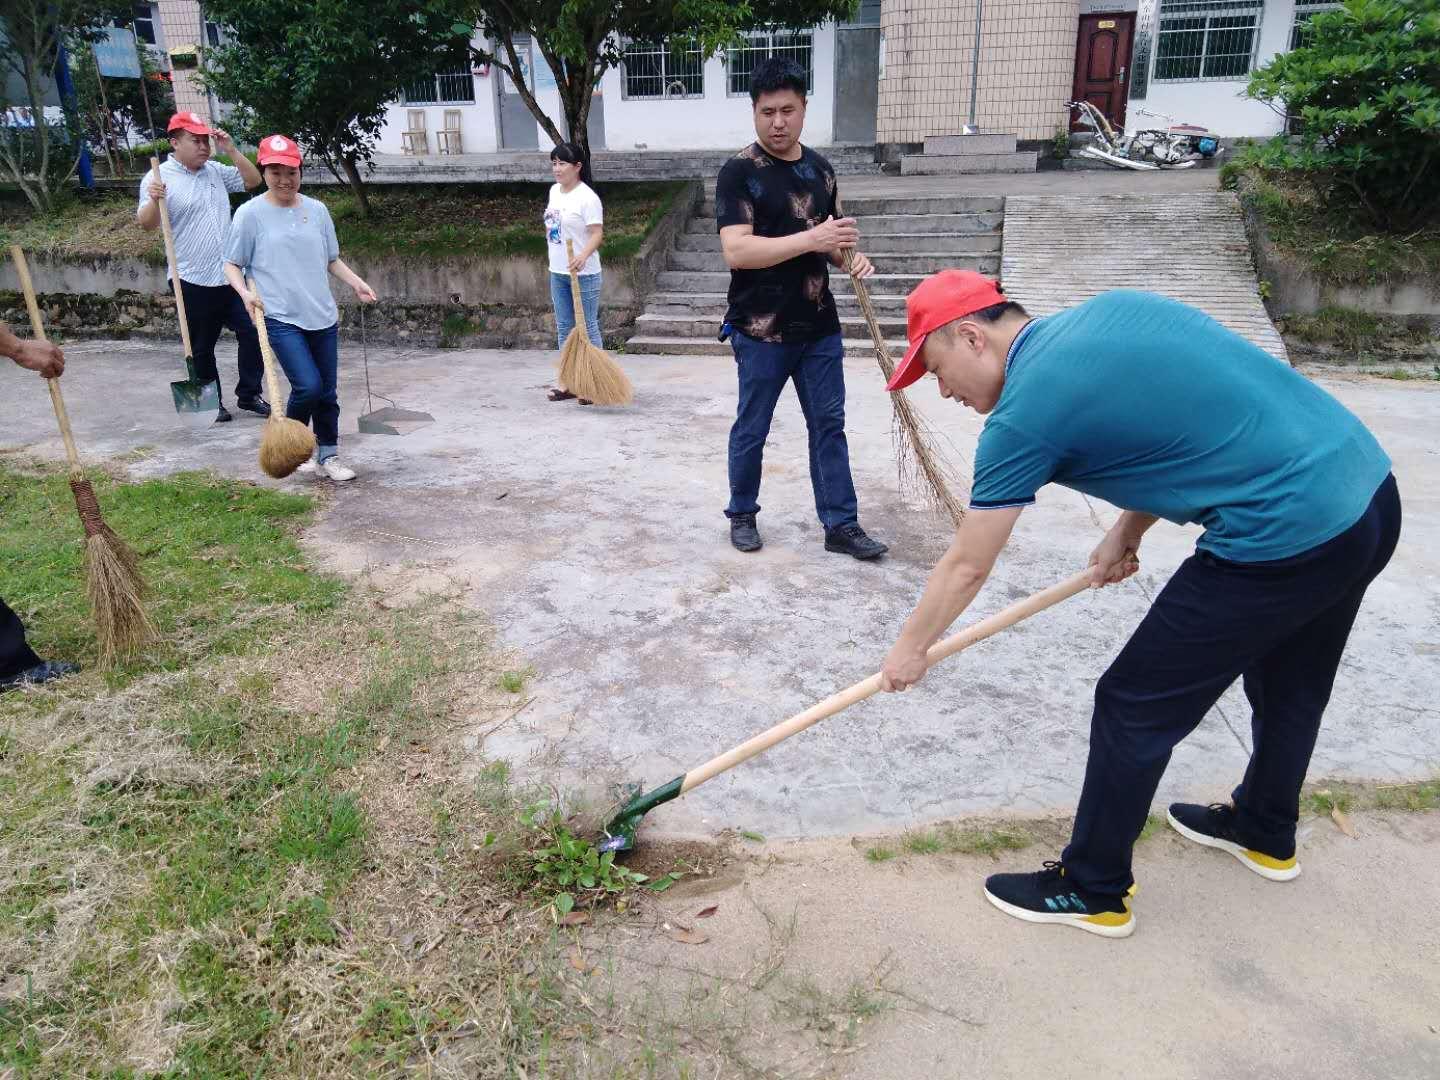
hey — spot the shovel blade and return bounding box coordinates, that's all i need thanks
[172,370,221,425]
[358,406,434,436]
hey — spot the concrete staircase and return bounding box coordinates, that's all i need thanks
[901,133,1038,176]
[629,190,1004,357]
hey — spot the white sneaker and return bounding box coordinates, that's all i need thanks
[297,460,318,476]
[321,458,356,482]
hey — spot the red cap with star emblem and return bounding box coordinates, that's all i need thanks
[257,134,302,167]
[166,111,212,136]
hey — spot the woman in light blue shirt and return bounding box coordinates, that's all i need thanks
[224,135,376,481]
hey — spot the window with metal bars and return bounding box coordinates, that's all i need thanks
[1153,0,1262,81]
[621,39,705,100]
[131,3,155,45]
[726,32,814,97]
[403,63,475,105]
[1290,1,1342,50]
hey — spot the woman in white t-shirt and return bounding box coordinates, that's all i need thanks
[543,142,604,403]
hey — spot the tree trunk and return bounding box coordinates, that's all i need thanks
[340,153,372,218]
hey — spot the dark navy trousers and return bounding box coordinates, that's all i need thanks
[1063,474,1402,895]
[1,597,42,679]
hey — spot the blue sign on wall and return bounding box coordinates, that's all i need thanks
[93,28,143,79]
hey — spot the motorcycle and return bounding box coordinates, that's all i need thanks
[1066,100,1223,171]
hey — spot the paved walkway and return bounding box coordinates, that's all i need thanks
[2,343,1434,844]
[1002,190,1288,361]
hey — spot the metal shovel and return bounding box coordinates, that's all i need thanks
[150,156,220,426]
[356,304,433,435]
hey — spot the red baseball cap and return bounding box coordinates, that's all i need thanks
[886,270,1008,392]
[257,134,302,167]
[167,111,212,136]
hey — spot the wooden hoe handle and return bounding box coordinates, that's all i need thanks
[679,571,1094,794]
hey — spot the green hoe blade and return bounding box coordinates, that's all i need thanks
[172,355,220,422]
[598,776,684,853]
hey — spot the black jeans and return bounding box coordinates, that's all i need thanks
[1,597,42,679]
[179,279,263,404]
[1062,474,1402,895]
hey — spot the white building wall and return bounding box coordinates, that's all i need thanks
[1130,0,1296,138]
[377,25,838,154]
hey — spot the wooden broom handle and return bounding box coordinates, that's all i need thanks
[243,278,286,407]
[565,239,590,344]
[150,157,195,358]
[9,245,82,473]
[842,248,898,380]
[679,570,1094,794]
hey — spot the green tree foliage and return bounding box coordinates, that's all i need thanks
[0,0,127,209]
[199,0,472,216]
[70,42,174,172]
[1244,0,1440,231]
[467,0,860,175]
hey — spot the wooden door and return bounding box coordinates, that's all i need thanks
[1071,13,1135,132]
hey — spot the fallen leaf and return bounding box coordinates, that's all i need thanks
[569,946,593,973]
[695,905,719,919]
[559,911,591,927]
[1331,806,1358,838]
[667,927,709,946]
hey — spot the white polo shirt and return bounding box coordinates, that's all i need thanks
[137,157,248,287]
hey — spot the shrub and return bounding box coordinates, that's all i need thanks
[1243,0,1440,231]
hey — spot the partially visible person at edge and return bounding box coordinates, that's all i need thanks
[137,111,269,424]
[715,57,887,561]
[877,272,1399,939]
[544,141,604,405]
[0,323,79,692]
[223,136,377,482]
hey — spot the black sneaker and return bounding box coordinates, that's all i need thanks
[237,396,272,418]
[730,513,762,552]
[984,861,1136,938]
[214,404,233,423]
[0,660,80,693]
[824,523,888,560]
[1167,802,1300,881]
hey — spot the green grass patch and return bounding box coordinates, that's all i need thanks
[864,845,897,863]
[895,824,1032,859]
[1374,780,1440,812]
[1278,306,1433,354]
[1231,170,1440,291]
[1307,789,1353,815]
[0,180,684,266]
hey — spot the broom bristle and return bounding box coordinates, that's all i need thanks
[558,330,633,407]
[259,416,317,479]
[891,393,967,528]
[85,532,155,667]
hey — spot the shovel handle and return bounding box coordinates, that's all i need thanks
[679,570,1094,794]
[9,245,82,473]
[150,157,195,361]
[244,279,286,407]
[564,239,591,345]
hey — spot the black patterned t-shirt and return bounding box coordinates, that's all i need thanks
[715,143,841,343]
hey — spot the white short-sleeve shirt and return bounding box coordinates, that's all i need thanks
[137,157,248,286]
[544,182,603,276]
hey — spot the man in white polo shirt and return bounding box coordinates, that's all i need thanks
[137,112,266,423]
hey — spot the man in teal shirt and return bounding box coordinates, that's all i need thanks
[879,273,1399,938]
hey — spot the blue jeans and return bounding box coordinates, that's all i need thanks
[550,271,602,349]
[1062,474,1401,896]
[265,318,340,460]
[725,330,858,530]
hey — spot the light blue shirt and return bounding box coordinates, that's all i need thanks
[137,157,248,286]
[969,290,1392,562]
[224,194,340,331]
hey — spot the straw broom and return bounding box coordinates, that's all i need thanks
[10,246,156,666]
[244,281,317,478]
[842,249,966,528]
[556,240,632,406]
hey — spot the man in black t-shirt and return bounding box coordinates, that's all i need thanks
[714,58,887,560]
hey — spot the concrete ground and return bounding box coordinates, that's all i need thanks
[1,341,1436,844]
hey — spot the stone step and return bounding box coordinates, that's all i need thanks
[644,291,913,317]
[656,270,930,294]
[673,231,1002,255]
[923,133,1019,156]
[698,195,1006,217]
[685,210,1005,236]
[901,152,1039,176]
[626,335,911,358]
[664,250,998,274]
[635,312,909,339]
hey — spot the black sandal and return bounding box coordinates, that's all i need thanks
[547,387,577,402]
